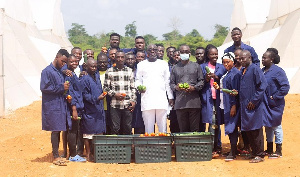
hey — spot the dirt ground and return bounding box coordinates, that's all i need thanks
[0,94,299,177]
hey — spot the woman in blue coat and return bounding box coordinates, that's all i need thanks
[200,44,227,156]
[262,48,290,158]
[215,52,241,161]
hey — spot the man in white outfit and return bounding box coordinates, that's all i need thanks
[135,44,174,133]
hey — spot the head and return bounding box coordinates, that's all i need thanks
[71,47,82,62]
[179,44,191,61]
[67,54,79,71]
[146,44,158,60]
[115,50,125,66]
[234,48,243,66]
[125,52,136,69]
[53,49,69,69]
[173,50,181,62]
[86,58,97,75]
[83,49,94,58]
[222,52,235,71]
[136,51,145,63]
[240,50,252,68]
[109,48,117,62]
[195,47,205,64]
[135,36,145,51]
[166,46,176,60]
[110,33,120,48]
[205,44,218,65]
[97,53,108,71]
[231,27,242,43]
[156,44,165,59]
[262,48,280,67]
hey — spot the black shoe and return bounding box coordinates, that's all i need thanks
[225,155,236,162]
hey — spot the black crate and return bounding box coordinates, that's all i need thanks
[133,135,172,163]
[172,132,213,162]
[93,135,133,163]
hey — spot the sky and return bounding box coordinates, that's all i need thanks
[61,0,233,40]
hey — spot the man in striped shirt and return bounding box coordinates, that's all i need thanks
[103,50,136,135]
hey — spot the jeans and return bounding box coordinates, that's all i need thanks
[110,107,133,135]
[265,125,283,144]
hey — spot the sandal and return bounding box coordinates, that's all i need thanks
[69,155,86,162]
[53,160,67,166]
[249,156,264,163]
[269,153,281,159]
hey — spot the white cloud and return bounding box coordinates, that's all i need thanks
[138,7,161,15]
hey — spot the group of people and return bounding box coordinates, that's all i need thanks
[41,27,290,165]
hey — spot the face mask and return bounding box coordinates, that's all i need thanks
[180,53,190,60]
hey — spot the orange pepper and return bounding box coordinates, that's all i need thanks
[67,95,72,100]
[121,93,126,97]
[103,91,107,96]
[113,63,116,67]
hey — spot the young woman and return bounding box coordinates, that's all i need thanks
[200,44,227,157]
[262,48,290,158]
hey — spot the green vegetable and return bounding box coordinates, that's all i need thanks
[178,83,184,89]
[84,53,88,63]
[205,66,211,74]
[71,116,81,120]
[183,82,189,89]
[222,88,238,94]
[137,85,146,92]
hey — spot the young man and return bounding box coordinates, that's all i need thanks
[136,51,146,63]
[170,45,205,132]
[108,48,117,68]
[239,50,267,163]
[224,27,260,66]
[156,44,165,60]
[195,47,205,65]
[125,52,136,71]
[40,49,70,165]
[83,49,94,59]
[103,50,136,135]
[81,59,106,161]
[136,44,174,133]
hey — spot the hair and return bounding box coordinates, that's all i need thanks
[196,47,205,50]
[232,27,242,33]
[166,46,176,52]
[83,49,93,54]
[71,47,81,53]
[204,44,217,62]
[116,50,124,55]
[267,48,280,64]
[135,36,145,41]
[57,49,69,58]
[97,53,108,61]
[156,44,164,48]
[234,47,243,52]
[125,52,135,59]
[110,33,120,39]
[222,52,235,61]
[68,54,76,59]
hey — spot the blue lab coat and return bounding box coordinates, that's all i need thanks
[41,63,70,131]
[239,64,267,131]
[81,73,106,134]
[200,62,227,124]
[65,72,84,112]
[262,64,290,127]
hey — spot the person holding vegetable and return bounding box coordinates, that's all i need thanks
[213,52,241,161]
[170,44,205,132]
[200,44,227,157]
[239,50,267,163]
[262,48,290,158]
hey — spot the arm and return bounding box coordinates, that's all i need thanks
[169,67,177,92]
[81,77,98,104]
[129,70,137,103]
[164,64,174,100]
[103,71,116,97]
[40,70,65,95]
[194,64,205,91]
[135,63,143,88]
[272,70,290,100]
[250,68,267,105]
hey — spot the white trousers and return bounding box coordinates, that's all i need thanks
[142,109,167,133]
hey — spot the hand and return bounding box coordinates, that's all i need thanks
[230,89,238,96]
[138,89,146,93]
[79,71,87,77]
[247,102,255,110]
[185,85,195,93]
[213,83,220,90]
[115,93,126,101]
[230,105,236,117]
[128,102,136,112]
[72,106,79,120]
[98,92,107,100]
[64,82,70,92]
[82,62,87,70]
[169,99,174,107]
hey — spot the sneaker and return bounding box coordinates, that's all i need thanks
[268,153,281,159]
[225,155,235,162]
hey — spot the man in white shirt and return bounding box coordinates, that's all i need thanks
[135,44,174,133]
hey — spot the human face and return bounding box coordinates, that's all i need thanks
[157,46,165,59]
[240,51,251,68]
[146,45,158,59]
[135,38,145,51]
[173,51,181,62]
[231,30,242,43]
[71,49,82,62]
[85,50,94,58]
[234,49,242,66]
[125,54,136,69]
[115,52,125,66]
[262,51,273,67]
[208,48,218,65]
[67,56,79,71]
[109,49,117,61]
[136,52,145,63]
[222,59,234,71]
[55,54,68,69]
[167,48,175,59]
[195,49,205,64]
[87,60,97,75]
[110,36,120,48]
[97,56,108,71]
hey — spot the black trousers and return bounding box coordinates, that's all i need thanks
[110,107,133,135]
[169,110,180,133]
[246,128,264,157]
[229,126,239,145]
[176,108,201,132]
[51,131,61,158]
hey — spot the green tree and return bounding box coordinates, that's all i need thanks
[162,30,182,41]
[143,34,157,46]
[125,21,137,38]
[186,29,201,37]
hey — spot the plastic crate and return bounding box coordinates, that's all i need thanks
[133,135,172,163]
[93,135,133,163]
[172,132,213,162]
